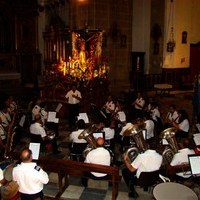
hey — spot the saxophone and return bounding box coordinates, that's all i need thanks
[4,111,17,160]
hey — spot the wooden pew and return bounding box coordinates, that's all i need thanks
[37,157,122,200]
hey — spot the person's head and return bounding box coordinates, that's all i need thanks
[96,137,105,147]
[72,83,77,92]
[20,148,32,163]
[34,114,42,124]
[77,119,85,129]
[148,139,158,150]
[178,138,195,150]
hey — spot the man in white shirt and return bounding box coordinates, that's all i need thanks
[12,148,49,200]
[81,137,111,187]
[65,84,82,129]
[122,140,162,198]
[30,114,60,154]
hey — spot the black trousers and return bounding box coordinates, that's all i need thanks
[122,168,137,193]
[68,104,79,128]
[20,190,43,200]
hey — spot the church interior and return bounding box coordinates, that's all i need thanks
[0,0,200,199]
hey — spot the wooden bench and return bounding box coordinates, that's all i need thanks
[37,157,122,200]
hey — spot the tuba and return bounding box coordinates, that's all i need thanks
[78,124,99,157]
[160,127,178,165]
[123,123,148,162]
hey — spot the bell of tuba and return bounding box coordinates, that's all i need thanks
[160,127,178,153]
[123,123,148,163]
[160,127,178,165]
[78,124,99,149]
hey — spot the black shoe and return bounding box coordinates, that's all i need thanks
[128,191,139,198]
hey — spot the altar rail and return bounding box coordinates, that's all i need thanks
[37,157,121,200]
[130,68,193,91]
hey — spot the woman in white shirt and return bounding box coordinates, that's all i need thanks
[172,109,190,139]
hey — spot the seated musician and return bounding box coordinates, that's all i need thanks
[0,118,6,159]
[172,109,190,140]
[69,119,87,161]
[170,137,195,180]
[164,104,179,128]
[0,103,11,134]
[143,111,155,140]
[102,95,115,125]
[81,137,111,187]
[122,140,162,198]
[29,114,61,154]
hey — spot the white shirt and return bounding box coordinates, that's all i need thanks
[119,122,133,136]
[0,168,3,187]
[70,129,87,143]
[166,111,179,123]
[151,108,161,121]
[131,149,162,178]
[0,111,11,128]
[144,119,155,139]
[170,148,195,166]
[12,162,49,194]
[0,125,6,140]
[32,105,41,120]
[103,127,115,140]
[30,122,46,138]
[135,98,145,110]
[65,90,82,104]
[179,119,190,132]
[85,147,111,177]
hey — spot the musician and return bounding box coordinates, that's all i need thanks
[65,84,82,130]
[131,92,145,120]
[0,104,11,133]
[164,104,179,128]
[170,138,195,180]
[143,111,155,140]
[81,137,111,187]
[69,119,87,161]
[29,114,61,154]
[122,140,162,198]
[172,109,190,140]
[12,148,49,200]
[5,95,18,114]
[0,118,6,158]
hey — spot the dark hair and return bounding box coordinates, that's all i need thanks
[77,119,85,129]
[178,109,188,123]
[170,104,176,110]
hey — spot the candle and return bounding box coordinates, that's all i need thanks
[63,62,66,76]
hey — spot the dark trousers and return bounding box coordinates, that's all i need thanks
[122,168,137,193]
[20,190,43,200]
[68,104,79,128]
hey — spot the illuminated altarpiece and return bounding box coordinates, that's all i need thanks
[42,28,110,112]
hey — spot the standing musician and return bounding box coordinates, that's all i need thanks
[65,84,82,130]
[122,140,163,198]
[0,104,11,133]
[81,137,111,187]
[12,148,49,200]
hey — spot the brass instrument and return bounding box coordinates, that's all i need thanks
[123,123,148,163]
[78,124,99,149]
[160,127,178,165]
[4,111,17,160]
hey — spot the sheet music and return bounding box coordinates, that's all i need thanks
[77,113,89,123]
[47,111,59,123]
[193,133,200,146]
[189,155,200,176]
[19,114,26,127]
[55,103,63,112]
[29,143,40,160]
